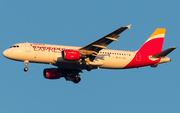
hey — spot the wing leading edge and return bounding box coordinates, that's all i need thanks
[79,25,131,61]
[80,24,131,51]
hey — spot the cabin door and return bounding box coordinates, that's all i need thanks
[136,53,141,61]
[25,43,31,52]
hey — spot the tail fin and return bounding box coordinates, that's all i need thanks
[137,28,166,55]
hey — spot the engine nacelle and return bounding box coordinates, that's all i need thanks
[62,50,80,60]
[43,68,62,79]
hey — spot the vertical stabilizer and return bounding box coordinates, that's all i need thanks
[137,28,166,55]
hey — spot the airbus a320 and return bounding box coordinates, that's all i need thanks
[3,25,176,83]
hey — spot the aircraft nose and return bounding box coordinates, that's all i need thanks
[3,49,11,58]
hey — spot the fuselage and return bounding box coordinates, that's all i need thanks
[3,42,170,70]
[2,42,136,69]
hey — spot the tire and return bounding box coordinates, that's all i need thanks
[24,67,28,72]
[73,77,81,83]
[87,65,92,71]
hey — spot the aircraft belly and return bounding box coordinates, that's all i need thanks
[55,61,84,69]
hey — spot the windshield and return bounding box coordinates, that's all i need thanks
[10,45,19,48]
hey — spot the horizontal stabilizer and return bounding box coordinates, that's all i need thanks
[152,47,176,58]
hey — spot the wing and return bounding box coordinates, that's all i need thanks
[79,24,131,60]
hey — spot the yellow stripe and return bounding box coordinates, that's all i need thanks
[149,28,166,39]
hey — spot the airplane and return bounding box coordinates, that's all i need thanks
[2,25,176,84]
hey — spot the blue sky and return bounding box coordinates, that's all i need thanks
[0,0,179,113]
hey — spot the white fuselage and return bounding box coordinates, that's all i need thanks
[3,43,136,69]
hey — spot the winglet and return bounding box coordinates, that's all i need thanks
[126,24,131,29]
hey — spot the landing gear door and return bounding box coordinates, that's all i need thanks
[25,43,31,52]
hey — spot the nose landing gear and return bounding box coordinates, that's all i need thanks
[24,61,29,72]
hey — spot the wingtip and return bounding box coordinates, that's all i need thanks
[127,24,131,29]
[169,47,177,50]
[171,47,177,49]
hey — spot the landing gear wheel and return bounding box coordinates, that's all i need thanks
[24,60,29,72]
[24,67,28,72]
[73,77,81,84]
[87,65,92,71]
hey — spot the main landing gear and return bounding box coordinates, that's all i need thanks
[87,65,92,71]
[24,60,29,72]
[73,75,81,84]
[65,74,81,84]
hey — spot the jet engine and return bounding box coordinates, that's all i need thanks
[43,68,62,79]
[62,50,80,60]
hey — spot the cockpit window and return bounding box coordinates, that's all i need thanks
[10,45,19,48]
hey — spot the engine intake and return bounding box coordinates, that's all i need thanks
[43,68,62,79]
[62,50,80,60]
